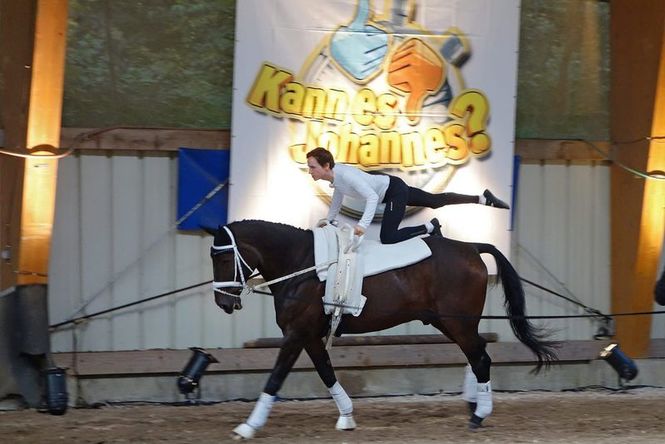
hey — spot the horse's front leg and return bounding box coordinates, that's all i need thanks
[233,336,304,439]
[304,337,356,431]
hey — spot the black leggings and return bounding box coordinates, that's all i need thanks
[380,175,478,244]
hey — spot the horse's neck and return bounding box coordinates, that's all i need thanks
[241,222,313,281]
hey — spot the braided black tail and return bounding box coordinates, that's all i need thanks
[474,243,559,372]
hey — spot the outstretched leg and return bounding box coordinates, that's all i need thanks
[407,187,510,209]
[233,336,304,439]
[305,337,356,431]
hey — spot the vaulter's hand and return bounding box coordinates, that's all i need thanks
[354,225,366,236]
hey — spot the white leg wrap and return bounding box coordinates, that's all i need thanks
[234,392,275,438]
[329,382,355,430]
[474,381,493,419]
[462,364,478,403]
[232,423,256,439]
[335,414,357,430]
[329,381,353,415]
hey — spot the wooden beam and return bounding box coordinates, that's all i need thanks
[0,0,36,290]
[8,128,614,162]
[49,339,664,377]
[515,139,610,165]
[243,333,498,348]
[610,0,665,357]
[16,0,68,285]
[59,127,231,151]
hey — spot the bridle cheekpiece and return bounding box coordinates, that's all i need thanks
[211,226,254,298]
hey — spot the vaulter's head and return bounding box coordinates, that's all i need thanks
[306,147,335,181]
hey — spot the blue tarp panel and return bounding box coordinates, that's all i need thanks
[177,148,229,230]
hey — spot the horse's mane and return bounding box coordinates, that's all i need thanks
[228,219,311,234]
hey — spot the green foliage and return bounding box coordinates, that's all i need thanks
[516,0,610,140]
[63,0,236,128]
[56,0,609,139]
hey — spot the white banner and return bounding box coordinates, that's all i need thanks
[230,0,520,259]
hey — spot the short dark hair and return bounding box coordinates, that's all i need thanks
[306,147,335,168]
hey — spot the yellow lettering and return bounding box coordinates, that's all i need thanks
[324,89,349,122]
[246,64,293,113]
[358,134,380,167]
[351,89,376,127]
[380,132,401,164]
[319,131,339,156]
[289,143,308,163]
[442,123,469,163]
[306,121,323,150]
[424,127,446,164]
[288,122,326,163]
[449,89,490,136]
[470,133,491,156]
[302,87,327,120]
[375,93,398,130]
[337,124,360,164]
[401,132,426,167]
[280,82,305,116]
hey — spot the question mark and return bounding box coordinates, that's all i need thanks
[449,89,491,155]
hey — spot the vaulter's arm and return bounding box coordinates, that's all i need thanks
[327,189,344,224]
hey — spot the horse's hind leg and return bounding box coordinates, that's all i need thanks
[464,344,493,429]
[433,320,492,429]
[304,337,356,431]
[233,336,304,439]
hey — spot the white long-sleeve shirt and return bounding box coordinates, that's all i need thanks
[326,164,390,229]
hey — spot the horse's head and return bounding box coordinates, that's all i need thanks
[209,225,256,314]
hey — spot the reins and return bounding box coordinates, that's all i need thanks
[251,259,337,292]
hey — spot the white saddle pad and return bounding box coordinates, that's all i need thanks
[313,225,432,317]
[313,226,432,282]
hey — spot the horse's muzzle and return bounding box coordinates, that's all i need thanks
[232,297,243,311]
[215,293,243,314]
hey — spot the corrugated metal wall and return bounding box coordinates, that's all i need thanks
[49,153,638,353]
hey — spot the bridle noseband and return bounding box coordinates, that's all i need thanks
[211,226,255,300]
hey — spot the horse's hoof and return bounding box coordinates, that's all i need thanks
[467,401,477,415]
[232,423,256,439]
[336,414,356,431]
[468,414,483,430]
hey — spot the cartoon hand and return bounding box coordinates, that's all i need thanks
[424,30,470,110]
[330,0,389,82]
[387,38,445,124]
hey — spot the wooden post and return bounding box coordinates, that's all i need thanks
[18,0,69,285]
[610,0,665,357]
[0,0,68,407]
[0,0,36,290]
[0,0,68,289]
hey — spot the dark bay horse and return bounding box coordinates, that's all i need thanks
[209,220,557,439]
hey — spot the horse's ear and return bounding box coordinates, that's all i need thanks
[200,225,217,236]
